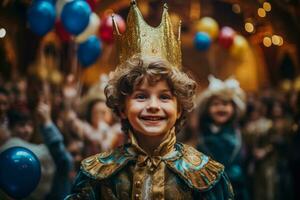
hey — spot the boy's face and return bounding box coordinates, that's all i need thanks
[209,97,234,125]
[122,78,180,137]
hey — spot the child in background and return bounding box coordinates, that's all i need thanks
[65,1,234,199]
[197,75,248,200]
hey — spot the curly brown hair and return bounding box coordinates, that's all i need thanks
[105,55,197,134]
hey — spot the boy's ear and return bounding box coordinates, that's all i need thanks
[119,107,127,119]
[177,104,182,120]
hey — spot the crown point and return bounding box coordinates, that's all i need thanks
[163,3,168,10]
[131,0,136,5]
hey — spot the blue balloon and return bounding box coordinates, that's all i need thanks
[27,1,56,36]
[77,35,102,67]
[0,147,41,199]
[33,0,56,4]
[194,32,212,51]
[61,0,91,35]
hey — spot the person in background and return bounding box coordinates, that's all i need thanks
[197,75,249,200]
[0,87,10,129]
[0,110,54,200]
[37,101,74,200]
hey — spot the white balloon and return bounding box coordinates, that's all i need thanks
[75,13,101,43]
[56,0,73,19]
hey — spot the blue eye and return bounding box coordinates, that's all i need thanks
[160,94,172,100]
[135,93,147,100]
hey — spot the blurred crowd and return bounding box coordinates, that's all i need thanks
[0,75,299,200]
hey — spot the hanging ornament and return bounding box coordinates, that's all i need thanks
[194,17,219,40]
[61,0,91,35]
[194,32,212,51]
[75,12,100,43]
[27,0,56,36]
[99,14,125,44]
[77,35,102,67]
[230,35,248,57]
[219,26,236,49]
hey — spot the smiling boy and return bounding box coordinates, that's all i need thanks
[65,1,234,199]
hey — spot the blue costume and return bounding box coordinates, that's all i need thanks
[197,124,248,200]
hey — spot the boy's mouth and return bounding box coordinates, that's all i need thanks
[139,116,166,121]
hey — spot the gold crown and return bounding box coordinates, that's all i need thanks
[112,0,182,68]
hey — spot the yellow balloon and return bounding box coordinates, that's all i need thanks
[194,17,219,39]
[230,35,248,57]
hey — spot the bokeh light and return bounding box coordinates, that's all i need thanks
[263,2,272,12]
[0,28,6,38]
[245,22,254,33]
[232,4,241,14]
[263,36,272,47]
[258,8,266,17]
[272,35,281,45]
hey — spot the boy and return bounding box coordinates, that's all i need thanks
[65,1,233,199]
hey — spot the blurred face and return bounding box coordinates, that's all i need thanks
[91,101,113,127]
[0,94,9,119]
[123,78,181,137]
[12,121,34,141]
[272,102,283,118]
[208,97,234,125]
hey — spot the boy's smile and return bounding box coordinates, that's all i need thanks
[122,78,181,137]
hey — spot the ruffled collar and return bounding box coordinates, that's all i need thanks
[128,127,176,169]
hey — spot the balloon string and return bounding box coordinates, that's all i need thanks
[208,45,216,76]
[69,40,83,102]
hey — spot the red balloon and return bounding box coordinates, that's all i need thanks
[99,14,126,44]
[55,21,71,42]
[218,26,235,49]
[86,0,97,11]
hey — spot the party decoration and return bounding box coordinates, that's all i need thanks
[56,0,73,18]
[86,0,97,11]
[99,14,126,44]
[219,26,235,49]
[33,0,55,4]
[77,35,102,67]
[230,35,248,57]
[27,1,56,36]
[194,17,219,40]
[194,32,212,51]
[61,0,91,35]
[55,21,71,42]
[75,13,100,43]
[0,147,41,199]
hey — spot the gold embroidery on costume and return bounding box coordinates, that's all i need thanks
[128,127,176,200]
[165,143,225,191]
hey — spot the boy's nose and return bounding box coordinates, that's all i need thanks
[146,97,160,112]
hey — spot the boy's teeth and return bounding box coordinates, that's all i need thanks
[143,117,163,120]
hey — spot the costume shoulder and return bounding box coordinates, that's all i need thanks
[165,143,225,192]
[81,145,135,180]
